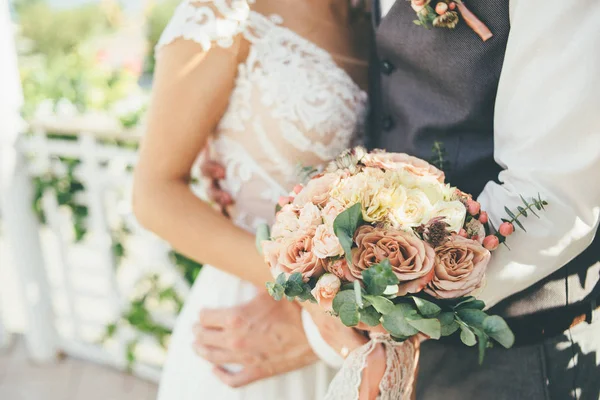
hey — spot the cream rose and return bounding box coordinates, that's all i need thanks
[270,204,300,239]
[298,202,322,230]
[278,233,324,281]
[262,239,285,278]
[312,225,344,259]
[311,273,341,311]
[425,236,491,299]
[351,225,435,295]
[293,173,339,207]
[391,188,432,228]
[322,199,345,226]
[428,200,467,233]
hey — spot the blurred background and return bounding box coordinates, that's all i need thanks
[0,0,205,398]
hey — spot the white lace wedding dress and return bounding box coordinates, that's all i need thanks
[156,0,368,399]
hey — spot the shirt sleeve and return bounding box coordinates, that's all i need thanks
[476,0,600,308]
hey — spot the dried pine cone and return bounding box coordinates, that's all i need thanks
[433,10,459,28]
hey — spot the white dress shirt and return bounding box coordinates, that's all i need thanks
[379,0,396,18]
[305,0,600,367]
[476,0,600,308]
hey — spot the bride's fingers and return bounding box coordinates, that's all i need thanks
[212,365,264,389]
[193,344,246,365]
[192,324,228,348]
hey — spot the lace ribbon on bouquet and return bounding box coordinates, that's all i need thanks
[324,334,419,400]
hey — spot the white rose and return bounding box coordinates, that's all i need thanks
[312,225,344,259]
[429,200,467,233]
[392,188,433,227]
[298,202,322,230]
[271,205,300,239]
[398,169,445,204]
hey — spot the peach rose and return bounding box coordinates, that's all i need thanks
[362,152,445,183]
[262,239,284,277]
[325,258,356,282]
[293,173,340,207]
[312,225,344,259]
[351,225,435,295]
[278,233,324,281]
[425,236,491,299]
[311,273,341,311]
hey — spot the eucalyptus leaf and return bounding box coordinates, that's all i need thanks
[359,306,382,327]
[459,325,477,346]
[332,290,357,315]
[284,273,306,297]
[362,259,399,296]
[333,203,363,264]
[363,295,396,315]
[381,303,419,338]
[266,282,284,301]
[504,206,516,220]
[339,302,360,327]
[473,327,489,365]
[276,273,287,286]
[412,297,442,317]
[456,309,487,329]
[482,316,515,348]
[439,312,460,336]
[455,298,486,311]
[406,318,441,339]
[255,224,270,254]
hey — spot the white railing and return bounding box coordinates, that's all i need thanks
[4,113,194,382]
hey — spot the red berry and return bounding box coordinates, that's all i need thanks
[499,222,515,237]
[449,2,456,10]
[479,211,489,224]
[483,235,500,251]
[467,199,481,216]
[435,2,448,15]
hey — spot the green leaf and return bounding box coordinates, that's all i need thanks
[513,218,526,232]
[407,317,441,339]
[364,295,396,315]
[413,20,422,25]
[255,224,270,254]
[473,327,489,365]
[482,316,515,349]
[339,302,360,327]
[456,309,487,329]
[333,203,363,264]
[459,325,477,346]
[412,297,442,317]
[332,290,358,315]
[504,206,516,220]
[439,312,460,336]
[362,259,399,296]
[266,282,285,301]
[381,303,419,338]
[455,298,486,311]
[360,306,382,327]
[517,206,528,217]
[520,194,529,208]
[284,273,305,297]
[276,273,287,286]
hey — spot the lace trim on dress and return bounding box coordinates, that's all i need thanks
[324,334,418,400]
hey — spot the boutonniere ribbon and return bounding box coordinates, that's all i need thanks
[410,0,493,41]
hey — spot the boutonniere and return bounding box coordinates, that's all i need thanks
[410,0,493,41]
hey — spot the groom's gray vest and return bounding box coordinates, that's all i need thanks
[368,0,599,321]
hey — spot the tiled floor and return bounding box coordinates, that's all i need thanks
[0,337,158,400]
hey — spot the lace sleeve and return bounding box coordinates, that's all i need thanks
[156,0,251,54]
[324,334,419,400]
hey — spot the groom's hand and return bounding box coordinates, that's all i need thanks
[192,291,318,388]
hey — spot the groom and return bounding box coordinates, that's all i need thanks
[195,0,600,398]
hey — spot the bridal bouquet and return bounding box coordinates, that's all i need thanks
[258,147,547,361]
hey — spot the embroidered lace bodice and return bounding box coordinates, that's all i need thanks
[157,0,367,231]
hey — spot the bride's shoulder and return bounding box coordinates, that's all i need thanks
[155,0,253,55]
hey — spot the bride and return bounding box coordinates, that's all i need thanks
[133,0,413,398]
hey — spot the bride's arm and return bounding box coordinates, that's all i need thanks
[132,38,271,288]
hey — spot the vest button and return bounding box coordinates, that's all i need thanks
[382,116,394,131]
[380,60,394,75]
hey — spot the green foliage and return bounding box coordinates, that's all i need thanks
[144,0,180,74]
[333,203,363,265]
[169,251,203,287]
[362,259,399,296]
[267,273,315,303]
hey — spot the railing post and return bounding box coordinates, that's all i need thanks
[0,0,58,362]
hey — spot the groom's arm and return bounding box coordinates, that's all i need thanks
[476,0,600,308]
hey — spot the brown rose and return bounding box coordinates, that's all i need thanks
[425,236,491,299]
[362,152,445,183]
[278,233,325,281]
[351,225,435,295]
[325,258,356,282]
